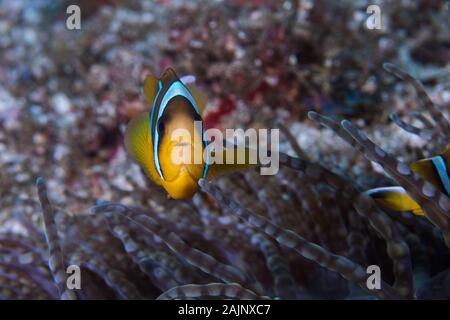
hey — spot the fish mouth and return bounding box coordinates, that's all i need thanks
[180,165,199,181]
[175,142,190,147]
[165,168,199,199]
[164,142,204,182]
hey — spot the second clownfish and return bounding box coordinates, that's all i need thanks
[125,68,256,199]
[365,147,450,216]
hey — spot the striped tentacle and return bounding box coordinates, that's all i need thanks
[391,212,445,249]
[163,204,205,235]
[297,186,330,245]
[68,220,137,276]
[55,206,135,275]
[247,170,330,281]
[192,192,253,257]
[262,184,359,296]
[121,217,213,286]
[389,112,434,140]
[401,229,430,294]
[191,199,269,294]
[275,125,368,265]
[353,194,414,299]
[303,112,370,262]
[68,249,144,299]
[103,212,179,292]
[36,177,77,300]
[244,171,292,228]
[274,118,349,245]
[215,177,282,271]
[411,112,435,130]
[156,283,270,300]
[346,207,368,264]
[94,203,257,291]
[277,151,357,200]
[275,119,309,159]
[321,196,351,256]
[123,204,209,242]
[93,203,218,285]
[301,184,349,255]
[199,179,402,299]
[133,214,258,291]
[219,171,300,297]
[308,111,357,147]
[383,63,449,142]
[276,170,324,243]
[217,175,268,215]
[245,230,298,299]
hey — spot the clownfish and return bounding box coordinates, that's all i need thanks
[124,68,256,199]
[365,147,450,216]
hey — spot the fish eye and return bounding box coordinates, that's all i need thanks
[157,121,165,135]
[193,112,202,122]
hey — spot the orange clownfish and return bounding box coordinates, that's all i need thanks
[124,68,255,199]
[365,147,450,216]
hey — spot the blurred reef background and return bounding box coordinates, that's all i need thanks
[0,0,449,299]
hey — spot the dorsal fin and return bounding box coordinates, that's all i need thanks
[160,68,179,85]
[187,84,207,115]
[143,74,160,106]
[124,112,161,185]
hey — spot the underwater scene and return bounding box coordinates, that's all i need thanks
[0,0,449,302]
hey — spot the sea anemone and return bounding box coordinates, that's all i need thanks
[1,64,447,300]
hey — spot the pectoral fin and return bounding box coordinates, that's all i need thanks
[124,112,160,185]
[206,145,258,179]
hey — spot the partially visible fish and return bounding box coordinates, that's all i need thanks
[365,186,424,216]
[365,146,450,216]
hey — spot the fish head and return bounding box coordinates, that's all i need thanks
[157,97,207,199]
